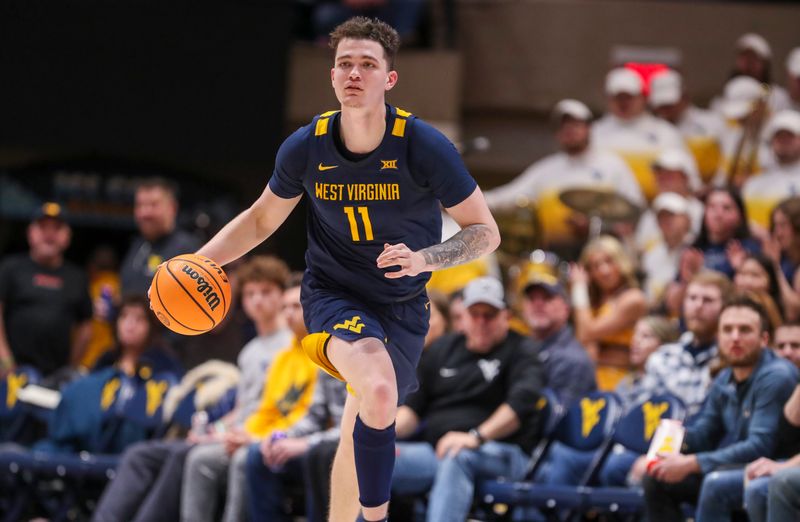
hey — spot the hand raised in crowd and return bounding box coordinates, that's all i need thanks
[761,235,782,266]
[725,240,746,271]
[435,430,480,459]
[746,457,785,480]
[568,262,590,286]
[679,248,704,283]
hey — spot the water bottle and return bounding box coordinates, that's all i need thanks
[268,431,287,472]
[191,411,209,438]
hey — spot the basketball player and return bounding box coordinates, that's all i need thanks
[191,17,499,521]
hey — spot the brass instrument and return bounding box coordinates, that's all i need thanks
[727,82,771,187]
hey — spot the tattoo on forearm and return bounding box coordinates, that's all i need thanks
[420,224,493,270]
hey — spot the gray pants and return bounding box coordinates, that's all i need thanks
[181,442,249,522]
[768,466,800,522]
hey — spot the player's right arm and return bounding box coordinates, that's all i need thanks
[195,186,301,266]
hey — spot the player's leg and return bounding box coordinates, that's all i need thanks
[327,335,397,521]
[329,392,361,522]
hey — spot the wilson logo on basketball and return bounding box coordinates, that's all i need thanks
[202,259,229,283]
[181,265,222,311]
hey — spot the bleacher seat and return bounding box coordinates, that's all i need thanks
[0,366,43,444]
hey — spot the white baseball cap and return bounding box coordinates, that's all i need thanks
[787,47,800,78]
[552,99,593,122]
[605,68,643,96]
[462,276,506,310]
[737,33,772,60]
[653,192,690,216]
[720,76,764,120]
[765,110,800,139]
[653,148,694,174]
[649,69,683,108]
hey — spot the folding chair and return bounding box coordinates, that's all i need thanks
[479,391,622,519]
[0,366,44,444]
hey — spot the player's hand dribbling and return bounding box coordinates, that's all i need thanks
[377,243,427,278]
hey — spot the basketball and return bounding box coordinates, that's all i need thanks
[149,254,232,335]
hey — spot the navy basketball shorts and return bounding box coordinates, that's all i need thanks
[301,272,430,404]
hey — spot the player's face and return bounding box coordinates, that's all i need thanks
[331,38,397,109]
[464,303,509,353]
[774,325,800,368]
[134,187,177,241]
[117,304,151,349]
[27,218,71,259]
[718,306,766,368]
[241,280,283,324]
[281,286,306,338]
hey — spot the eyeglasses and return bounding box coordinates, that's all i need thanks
[468,309,501,321]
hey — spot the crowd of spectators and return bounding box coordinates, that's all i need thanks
[2,28,800,522]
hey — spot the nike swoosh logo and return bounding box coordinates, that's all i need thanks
[439,368,457,378]
[318,163,339,171]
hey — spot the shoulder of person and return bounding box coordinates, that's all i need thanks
[406,116,457,151]
[759,351,799,382]
[0,253,30,271]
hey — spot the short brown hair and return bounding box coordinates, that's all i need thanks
[236,256,291,293]
[136,177,178,201]
[688,270,734,303]
[721,292,771,335]
[329,16,400,70]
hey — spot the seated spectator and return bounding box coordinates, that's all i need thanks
[485,98,643,252]
[766,196,800,321]
[647,270,733,416]
[742,110,800,231]
[520,271,596,405]
[181,273,318,522]
[570,235,647,390]
[733,253,784,330]
[643,295,798,522]
[391,276,543,522]
[635,149,704,254]
[424,289,451,349]
[745,383,800,522]
[0,202,92,383]
[81,245,121,370]
[774,322,800,368]
[641,193,694,307]
[93,295,183,379]
[592,67,693,200]
[91,256,291,522]
[649,69,726,184]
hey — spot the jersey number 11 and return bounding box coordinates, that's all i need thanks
[343,206,374,241]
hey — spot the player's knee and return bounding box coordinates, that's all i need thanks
[359,377,397,427]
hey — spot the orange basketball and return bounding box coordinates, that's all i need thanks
[149,254,232,335]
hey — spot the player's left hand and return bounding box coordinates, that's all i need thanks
[435,430,480,459]
[377,243,427,278]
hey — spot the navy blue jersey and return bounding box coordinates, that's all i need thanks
[269,105,477,304]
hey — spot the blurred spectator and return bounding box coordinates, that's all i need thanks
[592,67,694,201]
[307,1,427,43]
[82,246,122,369]
[650,69,726,184]
[91,256,291,522]
[642,193,693,306]
[570,235,647,390]
[733,254,785,330]
[713,76,775,187]
[774,322,800,368]
[711,33,792,116]
[745,383,800,522]
[120,178,200,295]
[520,271,596,405]
[634,149,704,254]
[0,202,92,381]
[485,99,643,249]
[766,197,800,321]
[93,295,183,378]
[181,272,313,522]
[643,295,797,522]
[391,276,543,522]
[743,110,800,230]
[448,289,466,334]
[687,186,759,279]
[647,270,732,416]
[424,289,451,349]
[787,47,800,111]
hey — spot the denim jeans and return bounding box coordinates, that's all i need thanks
[181,442,248,522]
[744,476,770,522]
[768,466,800,522]
[244,443,316,522]
[598,446,639,486]
[393,440,529,522]
[533,442,595,485]
[695,468,745,522]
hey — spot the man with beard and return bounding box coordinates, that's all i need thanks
[642,294,798,522]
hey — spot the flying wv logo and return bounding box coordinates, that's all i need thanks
[333,316,365,334]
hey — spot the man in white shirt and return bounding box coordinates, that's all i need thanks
[485,99,643,250]
[642,193,693,306]
[592,67,694,201]
[650,69,725,185]
[743,110,800,231]
[635,149,704,253]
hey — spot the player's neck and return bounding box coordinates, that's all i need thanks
[339,104,387,154]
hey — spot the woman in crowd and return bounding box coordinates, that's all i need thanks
[733,253,784,331]
[765,196,800,321]
[570,235,647,390]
